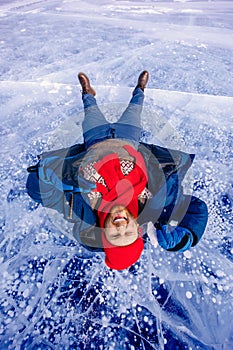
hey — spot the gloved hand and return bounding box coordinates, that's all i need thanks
[157,225,193,252]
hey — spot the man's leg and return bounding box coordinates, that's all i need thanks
[81,93,108,135]
[117,87,144,128]
[117,71,149,128]
[78,73,109,144]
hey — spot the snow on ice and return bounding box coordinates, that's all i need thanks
[0,0,233,349]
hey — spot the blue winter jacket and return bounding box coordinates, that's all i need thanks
[26,141,208,252]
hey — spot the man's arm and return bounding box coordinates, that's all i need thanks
[26,163,96,225]
[156,195,208,252]
[26,170,64,212]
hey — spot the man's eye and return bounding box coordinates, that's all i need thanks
[112,234,120,239]
[126,232,134,236]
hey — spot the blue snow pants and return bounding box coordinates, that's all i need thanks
[82,87,145,149]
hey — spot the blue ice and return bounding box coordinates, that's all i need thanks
[0,0,232,349]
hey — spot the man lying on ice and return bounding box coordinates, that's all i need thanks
[26,71,208,270]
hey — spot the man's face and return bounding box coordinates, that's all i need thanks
[104,206,139,247]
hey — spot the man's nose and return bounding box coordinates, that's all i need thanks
[116,223,127,234]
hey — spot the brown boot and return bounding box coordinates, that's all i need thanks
[135,70,149,91]
[78,72,96,96]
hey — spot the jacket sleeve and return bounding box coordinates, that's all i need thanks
[26,171,43,204]
[176,195,208,247]
[26,170,64,212]
[26,165,96,226]
[157,195,208,251]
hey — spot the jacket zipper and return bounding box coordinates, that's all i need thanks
[68,193,74,220]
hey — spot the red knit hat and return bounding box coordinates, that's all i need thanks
[101,230,144,270]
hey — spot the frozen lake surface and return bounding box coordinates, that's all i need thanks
[0,0,233,349]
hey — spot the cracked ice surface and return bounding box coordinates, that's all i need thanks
[0,0,233,349]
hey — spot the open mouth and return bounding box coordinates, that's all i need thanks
[112,213,128,225]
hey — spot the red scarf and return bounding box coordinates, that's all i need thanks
[93,145,148,270]
[94,145,148,228]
